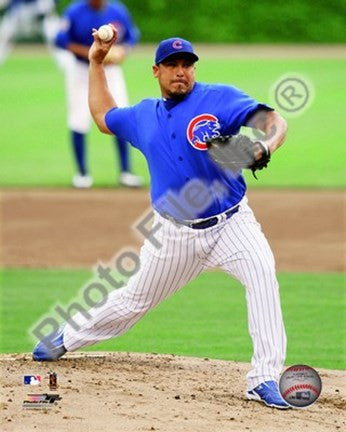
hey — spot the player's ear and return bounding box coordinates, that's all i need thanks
[152,64,159,78]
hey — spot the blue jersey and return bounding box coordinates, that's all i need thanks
[55,0,139,62]
[106,82,272,220]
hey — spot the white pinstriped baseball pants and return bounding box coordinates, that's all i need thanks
[63,196,286,390]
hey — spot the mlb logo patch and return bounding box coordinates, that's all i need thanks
[24,375,41,385]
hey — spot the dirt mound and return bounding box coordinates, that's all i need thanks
[1,352,345,432]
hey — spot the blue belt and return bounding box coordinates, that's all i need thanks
[163,205,240,230]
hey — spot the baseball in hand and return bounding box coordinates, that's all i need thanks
[97,25,114,42]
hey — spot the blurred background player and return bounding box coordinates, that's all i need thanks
[0,0,60,64]
[55,0,143,188]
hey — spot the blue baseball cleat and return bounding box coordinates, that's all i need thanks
[32,327,67,361]
[246,380,290,409]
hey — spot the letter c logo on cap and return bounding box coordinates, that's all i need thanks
[172,40,183,50]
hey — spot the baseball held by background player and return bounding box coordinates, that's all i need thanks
[55,0,143,188]
[34,29,290,409]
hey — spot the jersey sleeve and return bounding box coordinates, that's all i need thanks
[221,85,273,134]
[105,106,139,148]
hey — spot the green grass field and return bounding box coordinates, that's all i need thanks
[1,269,345,369]
[0,52,345,188]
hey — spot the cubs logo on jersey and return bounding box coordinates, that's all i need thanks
[186,114,221,150]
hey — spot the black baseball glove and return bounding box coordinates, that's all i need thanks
[206,134,271,178]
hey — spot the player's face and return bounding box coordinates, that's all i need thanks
[89,0,105,10]
[153,56,196,99]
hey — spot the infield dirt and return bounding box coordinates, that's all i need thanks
[1,188,345,271]
[1,352,345,432]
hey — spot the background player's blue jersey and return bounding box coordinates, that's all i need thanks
[105,82,273,219]
[55,0,139,62]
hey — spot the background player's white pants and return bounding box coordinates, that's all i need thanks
[63,197,286,390]
[66,59,129,134]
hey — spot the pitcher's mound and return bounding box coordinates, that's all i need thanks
[1,352,345,432]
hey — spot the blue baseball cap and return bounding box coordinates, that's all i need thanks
[155,37,199,65]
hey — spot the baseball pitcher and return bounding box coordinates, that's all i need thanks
[34,30,290,409]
